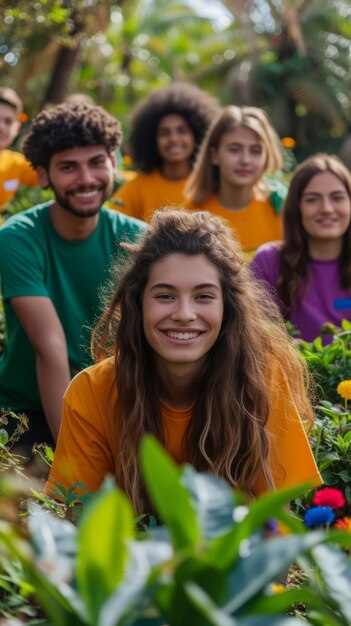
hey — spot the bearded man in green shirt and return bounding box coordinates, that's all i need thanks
[0,102,145,454]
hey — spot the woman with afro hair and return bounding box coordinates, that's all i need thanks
[109,83,219,221]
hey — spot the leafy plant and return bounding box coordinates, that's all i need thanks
[299,320,351,403]
[0,436,350,626]
[3,186,54,217]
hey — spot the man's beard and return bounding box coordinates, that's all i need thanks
[49,180,110,218]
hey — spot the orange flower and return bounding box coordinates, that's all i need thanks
[335,516,351,531]
[18,112,28,123]
[337,380,351,400]
[281,136,296,149]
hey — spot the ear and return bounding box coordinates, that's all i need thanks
[12,120,21,138]
[210,146,219,166]
[109,152,116,168]
[36,166,50,189]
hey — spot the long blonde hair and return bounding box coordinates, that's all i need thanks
[92,208,313,513]
[185,105,283,205]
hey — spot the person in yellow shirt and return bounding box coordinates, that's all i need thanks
[108,83,219,221]
[185,106,286,254]
[46,208,321,513]
[0,87,38,211]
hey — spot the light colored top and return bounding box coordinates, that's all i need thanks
[45,356,321,497]
[108,169,188,221]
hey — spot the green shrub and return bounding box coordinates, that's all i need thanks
[0,437,350,626]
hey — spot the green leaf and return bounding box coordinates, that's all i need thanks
[140,436,200,550]
[97,539,173,626]
[181,466,237,539]
[184,581,237,626]
[237,618,305,625]
[223,532,327,615]
[247,586,323,615]
[76,478,135,624]
[313,336,324,352]
[0,428,9,444]
[336,470,351,482]
[311,544,351,621]
[206,484,309,569]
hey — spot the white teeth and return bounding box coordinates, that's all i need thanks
[75,191,98,198]
[166,331,200,340]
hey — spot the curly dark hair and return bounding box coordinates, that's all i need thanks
[127,82,220,172]
[23,103,122,169]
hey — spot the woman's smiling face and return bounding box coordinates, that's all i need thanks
[300,171,351,244]
[142,253,224,374]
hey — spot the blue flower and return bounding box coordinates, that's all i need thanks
[304,506,335,527]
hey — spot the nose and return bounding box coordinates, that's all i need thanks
[171,297,196,322]
[167,130,179,143]
[77,165,95,185]
[320,196,334,213]
[239,148,250,163]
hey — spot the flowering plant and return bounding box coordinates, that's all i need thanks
[304,487,350,536]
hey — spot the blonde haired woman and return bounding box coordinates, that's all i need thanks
[185,106,285,253]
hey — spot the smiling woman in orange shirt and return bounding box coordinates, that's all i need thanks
[108,83,219,221]
[185,106,286,254]
[46,209,321,513]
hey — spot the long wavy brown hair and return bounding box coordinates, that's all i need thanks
[184,105,283,205]
[278,153,351,308]
[92,208,313,513]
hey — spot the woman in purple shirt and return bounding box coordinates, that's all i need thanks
[252,153,351,341]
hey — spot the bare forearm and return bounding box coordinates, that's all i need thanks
[36,352,71,442]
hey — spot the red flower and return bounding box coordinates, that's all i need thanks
[312,487,345,509]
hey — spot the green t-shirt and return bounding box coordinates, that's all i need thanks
[0,202,145,411]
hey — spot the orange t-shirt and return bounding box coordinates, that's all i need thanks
[45,357,321,497]
[108,169,188,222]
[186,194,282,254]
[0,149,38,211]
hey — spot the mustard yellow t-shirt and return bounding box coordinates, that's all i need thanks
[0,150,38,211]
[186,194,282,254]
[45,356,321,497]
[108,169,188,222]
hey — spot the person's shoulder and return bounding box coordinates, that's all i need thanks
[0,202,51,235]
[0,149,28,165]
[64,357,116,401]
[117,171,154,193]
[101,205,146,232]
[254,240,282,260]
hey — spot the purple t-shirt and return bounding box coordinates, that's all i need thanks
[252,242,351,341]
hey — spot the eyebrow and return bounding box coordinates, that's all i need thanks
[56,153,107,166]
[302,190,345,196]
[227,141,262,147]
[150,282,220,291]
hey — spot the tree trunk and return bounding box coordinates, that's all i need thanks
[42,38,82,107]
